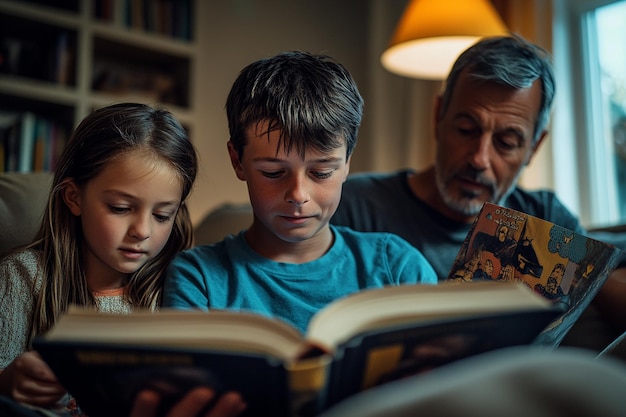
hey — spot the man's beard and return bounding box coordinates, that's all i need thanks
[437,180,485,216]
[435,165,518,217]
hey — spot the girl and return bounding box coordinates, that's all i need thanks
[0,103,206,415]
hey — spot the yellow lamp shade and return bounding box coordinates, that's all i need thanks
[381,0,508,79]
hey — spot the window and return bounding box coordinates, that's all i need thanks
[552,0,626,228]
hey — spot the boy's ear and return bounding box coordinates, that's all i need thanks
[227,140,246,181]
[343,155,351,182]
[62,179,82,216]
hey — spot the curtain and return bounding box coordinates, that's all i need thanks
[492,0,554,190]
[363,0,555,192]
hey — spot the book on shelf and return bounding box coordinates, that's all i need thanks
[17,112,36,173]
[52,31,75,85]
[93,0,193,40]
[33,117,49,172]
[34,281,563,417]
[0,111,69,173]
[0,111,21,172]
[48,123,68,172]
[1,32,73,83]
[447,202,624,346]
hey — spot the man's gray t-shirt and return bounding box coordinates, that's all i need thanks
[332,169,586,280]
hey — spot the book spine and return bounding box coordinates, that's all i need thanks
[0,111,20,172]
[18,112,37,173]
[33,118,48,171]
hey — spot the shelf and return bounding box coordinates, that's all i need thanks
[91,36,191,108]
[0,0,196,172]
[0,76,78,106]
[91,20,196,57]
[93,0,193,41]
[0,11,77,86]
[0,1,80,28]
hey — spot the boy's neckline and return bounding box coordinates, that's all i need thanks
[243,224,335,264]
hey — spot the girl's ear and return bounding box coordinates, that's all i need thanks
[62,179,82,216]
[227,140,246,181]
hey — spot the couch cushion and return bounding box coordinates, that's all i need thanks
[193,203,252,246]
[0,172,52,255]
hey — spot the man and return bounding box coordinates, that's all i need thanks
[332,34,626,349]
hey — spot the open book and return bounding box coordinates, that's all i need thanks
[447,202,624,346]
[34,281,562,417]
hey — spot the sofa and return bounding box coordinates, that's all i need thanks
[0,172,253,255]
[0,172,53,255]
[1,171,623,358]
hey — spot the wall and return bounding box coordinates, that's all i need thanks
[188,0,372,224]
[492,0,555,193]
[186,0,556,226]
[188,0,434,225]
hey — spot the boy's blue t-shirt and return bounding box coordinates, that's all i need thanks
[331,169,611,279]
[162,225,437,333]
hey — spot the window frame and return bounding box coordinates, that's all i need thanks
[552,0,625,228]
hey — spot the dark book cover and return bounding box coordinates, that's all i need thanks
[33,340,298,417]
[320,307,562,410]
[35,305,561,417]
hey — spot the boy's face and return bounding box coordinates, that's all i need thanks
[228,122,350,248]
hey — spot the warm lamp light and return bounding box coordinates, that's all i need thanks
[381,0,509,80]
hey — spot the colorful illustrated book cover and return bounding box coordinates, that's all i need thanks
[447,202,623,346]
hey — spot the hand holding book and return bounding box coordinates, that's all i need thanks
[35,280,562,417]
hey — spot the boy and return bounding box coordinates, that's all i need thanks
[162,51,436,333]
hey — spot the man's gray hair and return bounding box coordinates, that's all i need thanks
[439,35,555,143]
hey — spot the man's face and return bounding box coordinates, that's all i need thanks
[434,70,545,218]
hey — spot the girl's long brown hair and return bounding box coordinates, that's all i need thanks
[27,103,197,339]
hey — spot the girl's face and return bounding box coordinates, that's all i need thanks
[64,149,183,290]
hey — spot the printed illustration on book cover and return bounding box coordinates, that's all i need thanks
[447,203,623,345]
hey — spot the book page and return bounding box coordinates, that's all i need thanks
[42,308,307,361]
[306,281,553,350]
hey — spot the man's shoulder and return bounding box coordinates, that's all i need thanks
[344,169,411,189]
[505,187,582,231]
[507,186,558,201]
[506,187,565,214]
[340,169,414,207]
